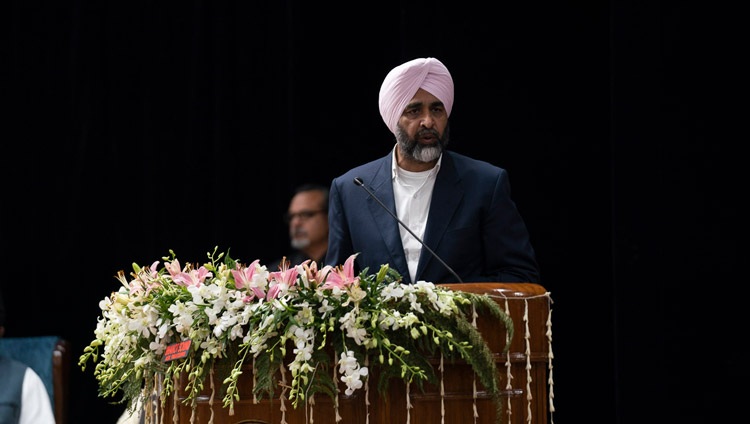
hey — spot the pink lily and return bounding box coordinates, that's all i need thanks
[267,260,300,300]
[231,260,267,301]
[321,253,360,290]
[164,259,182,277]
[129,261,163,295]
[302,260,326,286]
[231,259,260,289]
[172,266,213,287]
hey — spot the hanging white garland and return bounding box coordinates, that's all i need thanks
[524,299,533,423]
[504,297,514,423]
[546,303,555,423]
[472,302,479,422]
[440,353,446,424]
[365,355,371,424]
[485,290,553,424]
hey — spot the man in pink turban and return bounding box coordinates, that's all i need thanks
[378,57,455,136]
[326,57,540,286]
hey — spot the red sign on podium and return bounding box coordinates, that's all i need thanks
[164,340,191,362]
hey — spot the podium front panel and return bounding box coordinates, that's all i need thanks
[159,283,552,424]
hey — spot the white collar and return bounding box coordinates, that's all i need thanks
[390,144,443,180]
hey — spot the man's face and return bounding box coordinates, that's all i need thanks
[396,88,449,163]
[286,191,328,251]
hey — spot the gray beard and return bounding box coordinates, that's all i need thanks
[291,238,310,250]
[395,125,449,163]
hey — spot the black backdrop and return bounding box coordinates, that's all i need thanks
[3,1,743,423]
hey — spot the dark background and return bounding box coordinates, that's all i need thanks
[3,1,743,423]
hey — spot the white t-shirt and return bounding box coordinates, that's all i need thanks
[20,367,55,424]
[391,148,441,283]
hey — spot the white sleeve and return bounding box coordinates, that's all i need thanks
[19,367,56,424]
[116,395,144,424]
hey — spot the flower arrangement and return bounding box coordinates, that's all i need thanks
[79,247,514,422]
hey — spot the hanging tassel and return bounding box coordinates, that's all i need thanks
[439,353,445,424]
[405,381,412,424]
[279,363,288,424]
[471,303,479,422]
[524,298,533,423]
[334,362,342,422]
[172,374,179,424]
[208,366,215,424]
[365,356,371,424]
[504,297,513,422]
[472,377,479,421]
[252,356,258,404]
[546,294,556,423]
[309,393,315,424]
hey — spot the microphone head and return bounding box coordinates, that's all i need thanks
[353,177,364,186]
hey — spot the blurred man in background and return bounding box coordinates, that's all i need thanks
[268,183,329,270]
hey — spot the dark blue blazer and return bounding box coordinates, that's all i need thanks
[325,150,540,284]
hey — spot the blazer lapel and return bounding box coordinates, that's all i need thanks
[366,155,410,282]
[416,153,463,281]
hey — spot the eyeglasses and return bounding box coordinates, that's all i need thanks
[283,210,325,224]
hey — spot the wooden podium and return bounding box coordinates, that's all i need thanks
[160,283,552,424]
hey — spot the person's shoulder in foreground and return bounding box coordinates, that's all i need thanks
[0,289,56,424]
[326,57,540,285]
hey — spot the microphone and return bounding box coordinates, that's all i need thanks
[353,177,463,283]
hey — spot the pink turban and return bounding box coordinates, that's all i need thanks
[378,57,454,135]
